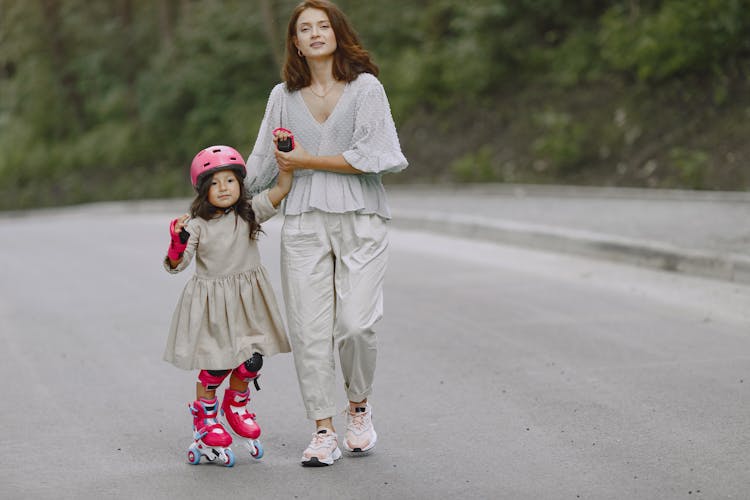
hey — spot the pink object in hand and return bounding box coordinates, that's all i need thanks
[273,128,295,152]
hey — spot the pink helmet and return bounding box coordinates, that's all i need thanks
[190,145,246,188]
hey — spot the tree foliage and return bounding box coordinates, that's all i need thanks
[1,0,749,209]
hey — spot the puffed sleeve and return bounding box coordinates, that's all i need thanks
[250,188,278,224]
[163,218,200,274]
[342,79,408,175]
[245,84,285,195]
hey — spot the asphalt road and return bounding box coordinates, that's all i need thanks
[1,204,749,499]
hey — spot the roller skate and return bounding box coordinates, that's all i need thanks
[186,397,235,467]
[221,388,263,460]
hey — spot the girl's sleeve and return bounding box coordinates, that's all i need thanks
[163,219,200,274]
[342,79,408,175]
[250,188,278,224]
[245,84,284,196]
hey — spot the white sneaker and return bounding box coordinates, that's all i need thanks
[301,429,342,467]
[343,403,377,453]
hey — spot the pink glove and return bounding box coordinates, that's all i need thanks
[167,218,188,261]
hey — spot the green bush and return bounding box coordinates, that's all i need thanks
[600,0,750,82]
[531,111,588,173]
[669,147,709,189]
[450,146,498,182]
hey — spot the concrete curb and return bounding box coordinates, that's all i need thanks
[3,194,748,284]
[387,182,750,202]
[391,209,750,285]
[0,198,191,219]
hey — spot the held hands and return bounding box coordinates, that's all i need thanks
[265,129,296,207]
[167,214,190,263]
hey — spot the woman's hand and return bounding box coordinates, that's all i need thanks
[272,128,361,175]
[273,130,310,172]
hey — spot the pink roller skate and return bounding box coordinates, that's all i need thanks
[187,397,235,466]
[221,388,263,459]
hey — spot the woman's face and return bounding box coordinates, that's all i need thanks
[294,8,337,59]
[207,169,241,209]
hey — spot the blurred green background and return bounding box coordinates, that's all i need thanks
[1,0,749,209]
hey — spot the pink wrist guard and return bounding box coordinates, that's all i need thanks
[167,218,188,261]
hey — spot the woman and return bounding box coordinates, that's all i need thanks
[245,0,407,467]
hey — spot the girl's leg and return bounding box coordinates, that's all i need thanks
[196,369,231,399]
[196,383,215,400]
[228,374,249,391]
[221,360,262,442]
[188,370,234,465]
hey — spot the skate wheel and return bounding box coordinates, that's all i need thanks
[223,448,235,467]
[187,447,201,465]
[251,440,263,459]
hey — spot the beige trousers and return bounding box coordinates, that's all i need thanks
[281,211,388,420]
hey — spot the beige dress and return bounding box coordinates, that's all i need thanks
[163,189,290,370]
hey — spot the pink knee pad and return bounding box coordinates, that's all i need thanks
[232,363,258,382]
[234,353,262,380]
[232,352,263,391]
[233,353,263,390]
[198,369,230,391]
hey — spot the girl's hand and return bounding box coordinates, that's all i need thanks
[172,213,190,234]
[276,168,293,193]
[269,168,294,208]
[167,214,190,265]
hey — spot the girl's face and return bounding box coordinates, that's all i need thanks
[294,8,337,59]
[207,170,241,209]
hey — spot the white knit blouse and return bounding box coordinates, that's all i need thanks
[245,73,408,219]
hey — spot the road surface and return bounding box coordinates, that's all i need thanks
[1,203,749,499]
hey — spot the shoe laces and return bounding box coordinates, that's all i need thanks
[310,430,335,448]
[346,406,370,432]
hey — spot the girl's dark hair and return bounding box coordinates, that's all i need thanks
[283,0,378,91]
[189,169,262,240]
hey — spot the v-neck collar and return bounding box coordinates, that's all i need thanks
[296,81,350,127]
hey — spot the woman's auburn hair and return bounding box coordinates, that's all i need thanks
[282,0,378,91]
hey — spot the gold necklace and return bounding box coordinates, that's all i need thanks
[308,81,337,99]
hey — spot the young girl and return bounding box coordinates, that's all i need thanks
[246,1,407,466]
[163,145,292,467]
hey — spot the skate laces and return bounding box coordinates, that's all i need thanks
[233,406,257,420]
[190,400,224,433]
[229,398,257,421]
[198,415,223,432]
